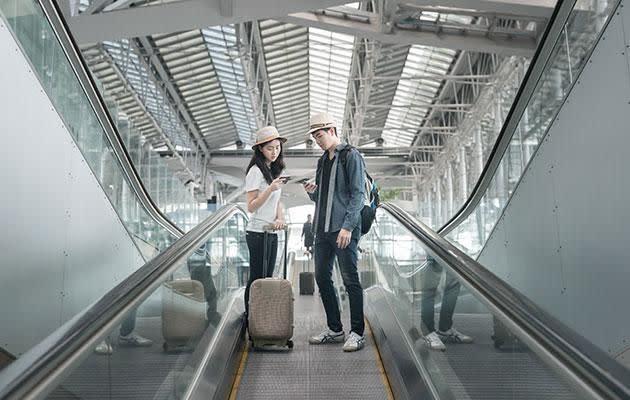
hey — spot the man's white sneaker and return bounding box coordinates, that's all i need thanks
[342,332,366,352]
[424,332,446,351]
[437,328,473,344]
[118,333,153,347]
[309,329,345,344]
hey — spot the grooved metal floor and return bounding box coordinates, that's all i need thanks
[419,313,576,400]
[234,257,391,400]
[47,316,190,400]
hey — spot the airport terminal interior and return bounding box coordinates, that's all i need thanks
[2,0,630,398]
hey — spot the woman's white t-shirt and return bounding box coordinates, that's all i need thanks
[245,166,281,233]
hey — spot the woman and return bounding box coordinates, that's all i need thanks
[244,126,287,315]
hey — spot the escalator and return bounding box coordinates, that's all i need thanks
[0,0,196,378]
[2,0,630,398]
[2,201,630,399]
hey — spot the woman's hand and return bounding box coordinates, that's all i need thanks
[273,219,286,230]
[269,177,285,192]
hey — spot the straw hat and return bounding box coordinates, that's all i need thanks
[307,112,337,135]
[252,126,287,149]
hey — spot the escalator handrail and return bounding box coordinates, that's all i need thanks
[438,0,578,236]
[0,204,248,400]
[380,202,630,400]
[36,0,185,239]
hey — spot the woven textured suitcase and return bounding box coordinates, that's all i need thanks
[248,227,294,349]
[299,258,315,295]
[162,280,206,352]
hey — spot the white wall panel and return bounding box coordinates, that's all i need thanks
[0,20,144,355]
[501,145,566,316]
[479,220,508,281]
[479,2,630,357]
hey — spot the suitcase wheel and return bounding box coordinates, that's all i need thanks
[287,340,294,349]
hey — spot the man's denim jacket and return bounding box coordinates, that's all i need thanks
[308,144,366,234]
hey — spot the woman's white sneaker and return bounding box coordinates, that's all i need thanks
[424,332,446,351]
[342,332,366,352]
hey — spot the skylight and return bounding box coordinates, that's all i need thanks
[308,28,354,132]
[382,45,457,147]
[202,26,258,146]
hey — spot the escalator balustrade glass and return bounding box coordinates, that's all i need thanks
[360,208,583,400]
[45,212,247,400]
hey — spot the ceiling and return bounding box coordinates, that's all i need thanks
[67,0,556,204]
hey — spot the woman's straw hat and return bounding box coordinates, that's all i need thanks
[252,126,287,149]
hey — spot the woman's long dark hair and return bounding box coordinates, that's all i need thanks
[246,141,285,184]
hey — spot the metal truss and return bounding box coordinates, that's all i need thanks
[419,55,529,226]
[236,21,276,129]
[72,0,555,204]
[132,37,211,157]
[81,44,200,182]
[281,2,546,56]
[343,37,381,146]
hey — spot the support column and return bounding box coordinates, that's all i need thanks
[435,182,442,227]
[446,165,454,220]
[459,146,468,203]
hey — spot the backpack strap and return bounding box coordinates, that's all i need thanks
[339,144,372,206]
[339,144,354,166]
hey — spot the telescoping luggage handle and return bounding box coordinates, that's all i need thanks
[262,225,288,279]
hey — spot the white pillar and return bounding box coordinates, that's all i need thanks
[446,166,454,219]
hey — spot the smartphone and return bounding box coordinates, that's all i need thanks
[279,176,291,183]
[296,178,310,184]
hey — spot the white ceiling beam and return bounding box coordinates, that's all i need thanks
[220,0,232,17]
[395,0,556,19]
[83,0,116,15]
[102,0,137,12]
[280,12,536,56]
[69,0,348,44]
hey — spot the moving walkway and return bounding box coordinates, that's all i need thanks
[2,202,630,400]
[2,0,630,399]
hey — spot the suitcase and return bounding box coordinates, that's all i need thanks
[492,316,527,351]
[299,258,315,295]
[162,279,207,352]
[248,227,294,349]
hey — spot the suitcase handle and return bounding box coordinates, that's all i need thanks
[261,226,289,280]
[262,224,287,232]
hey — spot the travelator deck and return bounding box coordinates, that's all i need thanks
[229,258,394,400]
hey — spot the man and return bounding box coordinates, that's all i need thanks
[418,257,473,351]
[303,112,366,352]
[301,214,314,258]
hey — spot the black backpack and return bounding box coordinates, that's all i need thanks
[339,145,380,234]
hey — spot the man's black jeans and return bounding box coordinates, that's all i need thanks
[244,231,278,314]
[314,229,364,336]
[419,259,460,334]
